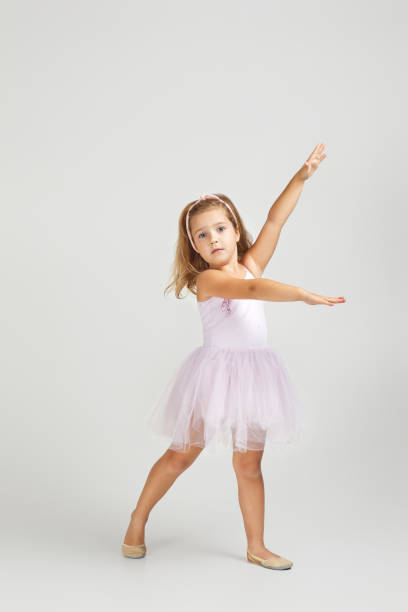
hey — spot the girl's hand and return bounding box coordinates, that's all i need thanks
[297,143,327,181]
[300,288,346,307]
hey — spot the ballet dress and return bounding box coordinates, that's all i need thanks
[145,264,304,454]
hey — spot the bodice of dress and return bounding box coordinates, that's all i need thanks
[197,265,269,349]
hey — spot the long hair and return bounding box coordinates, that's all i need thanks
[164,193,253,299]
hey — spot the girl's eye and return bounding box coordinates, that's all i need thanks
[198,226,226,239]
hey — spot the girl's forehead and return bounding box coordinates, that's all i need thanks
[190,208,229,229]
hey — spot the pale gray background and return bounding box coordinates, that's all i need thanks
[1,0,407,610]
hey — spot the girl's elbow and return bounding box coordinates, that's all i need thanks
[248,279,259,298]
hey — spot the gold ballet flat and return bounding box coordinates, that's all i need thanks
[247,549,293,570]
[121,543,147,559]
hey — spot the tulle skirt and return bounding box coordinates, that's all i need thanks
[145,345,305,455]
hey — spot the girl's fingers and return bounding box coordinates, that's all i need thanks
[312,142,325,156]
[307,144,320,161]
[312,143,326,161]
[311,294,345,306]
[304,144,326,173]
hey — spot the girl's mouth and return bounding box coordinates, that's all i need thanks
[212,248,223,254]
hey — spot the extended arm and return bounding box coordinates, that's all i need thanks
[197,269,345,308]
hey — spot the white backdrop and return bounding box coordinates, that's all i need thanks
[1,1,407,610]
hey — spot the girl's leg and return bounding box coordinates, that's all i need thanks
[232,449,286,560]
[123,445,204,545]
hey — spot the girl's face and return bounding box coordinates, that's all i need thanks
[189,207,240,265]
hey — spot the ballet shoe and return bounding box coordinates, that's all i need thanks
[121,542,147,558]
[247,549,293,570]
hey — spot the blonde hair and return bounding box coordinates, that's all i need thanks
[164,193,253,299]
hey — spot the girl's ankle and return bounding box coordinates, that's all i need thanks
[247,542,265,551]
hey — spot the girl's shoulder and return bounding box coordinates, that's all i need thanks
[196,269,218,303]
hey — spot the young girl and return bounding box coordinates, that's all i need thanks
[122,143,346,570]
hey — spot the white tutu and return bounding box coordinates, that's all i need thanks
[145,265,305,454]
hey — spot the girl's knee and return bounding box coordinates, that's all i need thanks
[232,450,263,477]
[163,446,202,473]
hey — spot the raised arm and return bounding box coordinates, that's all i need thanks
[241,143,327,276]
